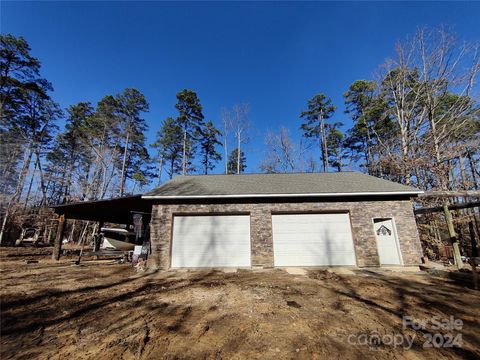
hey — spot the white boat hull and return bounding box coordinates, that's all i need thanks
[102,238,135,251]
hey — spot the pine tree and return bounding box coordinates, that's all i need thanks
[80,95,122,200]
[175,89,204,175]
[197,120,222,174]
[300,93,335,172]
[151,117,184,180]
[0,34,51,198]
[13,82,61,205]
[343,80,376,171]
[0,34,59,244]
[115,88,150,196]
[1,34,45,123]
[343,80,396,175]
[46,102,93,203]
[326,122,345,172]
[227,148,246,174]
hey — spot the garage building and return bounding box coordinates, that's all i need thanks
[144,172,423,269]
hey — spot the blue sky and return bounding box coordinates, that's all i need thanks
[2,1,480,176]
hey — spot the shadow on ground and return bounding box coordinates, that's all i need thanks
[1,250,479,360]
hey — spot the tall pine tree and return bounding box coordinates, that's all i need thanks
[175,89,204,175]
[46,102,93,203]
[300,93,335,172]
[151,117,184,181]
[115,88,150,196]
[197,120,222,174]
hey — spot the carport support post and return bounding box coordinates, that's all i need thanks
[94,221,104,252]
[469,221,478,258]
[52,214,66,261]
[443,202,463,269]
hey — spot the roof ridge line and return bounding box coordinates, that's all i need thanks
[175,171,360,177]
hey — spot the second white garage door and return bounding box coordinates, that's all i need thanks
[171,215,251,268]
[272,213,356,266]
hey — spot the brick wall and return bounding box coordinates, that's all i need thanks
[148,199,423,269]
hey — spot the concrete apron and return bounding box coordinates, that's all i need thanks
[166,266,422,276]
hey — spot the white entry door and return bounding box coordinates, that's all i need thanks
[272,213,356,266]
[374,218,402,265]
[171,215,251,268]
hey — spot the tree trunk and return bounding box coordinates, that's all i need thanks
[237,135,241,175]
[157,155,164,186]
[79,221,90,245]
[52,215,66,261]
[414,167,423,189]
[319,114,329,172]
[469,220,478,258]
[101,165,116,199]
[182,130,187,175]
[68,220,76,242]
[466,150,478,190]
[443,201,463,269]
[427,111,449,190]
[34,151,48,208]
[400,127,410,186]
[63,161,75,203]
[365,119,373,174]
[459,156,468,190]
[13,145,34,203]
[46,220,53,245]
[323,131,329,173]
[120,131,130,196]
[169,158,174,179]
[23,159,38,211]
[204,149,208,175]
[224,123,228,175]
[94,221,104,252]
[0,208,9,245]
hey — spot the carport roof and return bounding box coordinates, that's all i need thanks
[51,195,152,223]
[143,172,422,199]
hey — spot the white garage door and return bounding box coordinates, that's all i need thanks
[171,215,251,268]
[272,213,356,266]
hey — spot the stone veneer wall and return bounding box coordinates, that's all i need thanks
[148,199,423,270]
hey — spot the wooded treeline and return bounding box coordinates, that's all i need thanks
[262,28,480,193]
[0,34,252,211]
[0,27,479,245]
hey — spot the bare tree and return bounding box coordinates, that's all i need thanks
[304,155,319,173]
[220,107,232,174]
[415,27,480,189]
[260,127,307,173]
[378,39,426,185]
[375,27,480,188]
[231,103,250,174]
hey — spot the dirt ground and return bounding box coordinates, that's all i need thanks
[1,247,479,360]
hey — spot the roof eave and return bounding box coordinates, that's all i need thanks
[142,190,424,200]
[50,194,143,209]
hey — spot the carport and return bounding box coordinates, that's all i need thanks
[51,195,153,260]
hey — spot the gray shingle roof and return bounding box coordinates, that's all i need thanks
[142,172,422,198]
